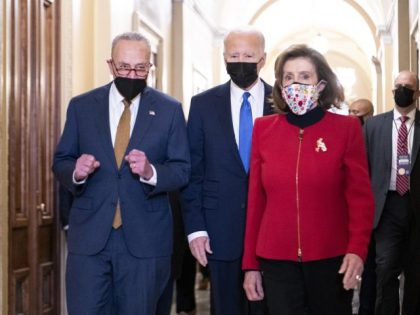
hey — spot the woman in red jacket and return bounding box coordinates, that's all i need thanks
[242,44,374,314]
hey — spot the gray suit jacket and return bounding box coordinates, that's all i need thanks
[364,109,420,228]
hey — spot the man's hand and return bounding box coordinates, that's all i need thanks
[244,271,264,301]
[74,154,100,181]
[338,253,364,290]
[125,149,153,179]
[189,236,212,267]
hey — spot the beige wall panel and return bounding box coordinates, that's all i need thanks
[183,3,214,112]
[72,0,95,95]
[0,0,8,313]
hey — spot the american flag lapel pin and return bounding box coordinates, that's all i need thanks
[149,110,156,116]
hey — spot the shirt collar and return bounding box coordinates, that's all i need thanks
[230,78,263,102]
[393,107,416,122]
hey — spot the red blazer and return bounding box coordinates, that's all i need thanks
[242,112,374,270]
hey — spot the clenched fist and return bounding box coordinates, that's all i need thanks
[74,154,100,181]
[125,149,153,179]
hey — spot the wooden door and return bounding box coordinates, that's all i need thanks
[7,0,61,314]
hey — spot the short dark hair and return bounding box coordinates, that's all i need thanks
[272,44,345,113]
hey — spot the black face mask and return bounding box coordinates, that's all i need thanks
[394,86,415,108]
[226,62,258,89]
[114,77,147,101]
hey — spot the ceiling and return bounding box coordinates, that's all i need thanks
[204,0,395,102]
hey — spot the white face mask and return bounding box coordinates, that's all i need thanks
[281,80,326,115]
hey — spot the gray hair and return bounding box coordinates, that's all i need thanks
[223,27,265,52]
[111,32,151,56]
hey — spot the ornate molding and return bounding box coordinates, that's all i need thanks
[376,25,393,45]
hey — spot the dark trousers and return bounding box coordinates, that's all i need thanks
[358,236,376,315]
[374,191,410,315]
[208,258,268,315]
[66,228,170,315]
[402,210,420,315]
[176,249,197,313]
[155,277,174,315]
[260,256,353,315]
[156,247,197,315]
[403,254,420,315]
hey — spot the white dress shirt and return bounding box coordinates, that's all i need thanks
[188,79,266,243]
[230,79,266,147]
[389,108,416,190]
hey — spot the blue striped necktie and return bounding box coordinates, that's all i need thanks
[239,92,253,172]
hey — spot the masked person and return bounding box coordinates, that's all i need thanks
[53,32,190,315]
[182,27,272,315]
[364,70,420,315]
[242,44,374,315]
[349,99,374,125]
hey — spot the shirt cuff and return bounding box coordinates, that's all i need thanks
[139,164,157,186]
[188,231,209,243]
[72,171,87,185]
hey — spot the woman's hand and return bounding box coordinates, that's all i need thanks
[243,270,265,301]
[338,253,364,290]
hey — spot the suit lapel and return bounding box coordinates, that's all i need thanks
[411,109,420,166]
[125,88,155,161]
[215,82,245,173]
[383,111,394,172]
[262,81,274,116]
[94,84,117,168]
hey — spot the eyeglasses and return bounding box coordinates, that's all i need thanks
[110,60,153,77]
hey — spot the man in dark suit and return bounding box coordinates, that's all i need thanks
[364,70,420,315]
[182,27,272,315]
[53,32,190,315]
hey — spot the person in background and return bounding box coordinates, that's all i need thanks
[182,27,272,315]
[364,70,420,315]
[349,99,376,315]
[53,32,190,315]
[242,44,374,315]
[349,98,374,125]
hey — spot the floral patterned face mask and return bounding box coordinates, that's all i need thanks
[281,80,327,115]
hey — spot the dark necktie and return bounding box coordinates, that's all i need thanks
[239,92,253,173]
[112,99,131,228]
[396,115,409,195]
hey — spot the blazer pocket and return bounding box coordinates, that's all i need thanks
[71,196,92,210]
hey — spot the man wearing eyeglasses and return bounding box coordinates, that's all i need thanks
[53,32,190,315]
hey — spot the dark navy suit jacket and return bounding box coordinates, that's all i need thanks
[182,80,273,261]
[53,83,190,258]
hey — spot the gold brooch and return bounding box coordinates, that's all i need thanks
[315,138,327,152]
